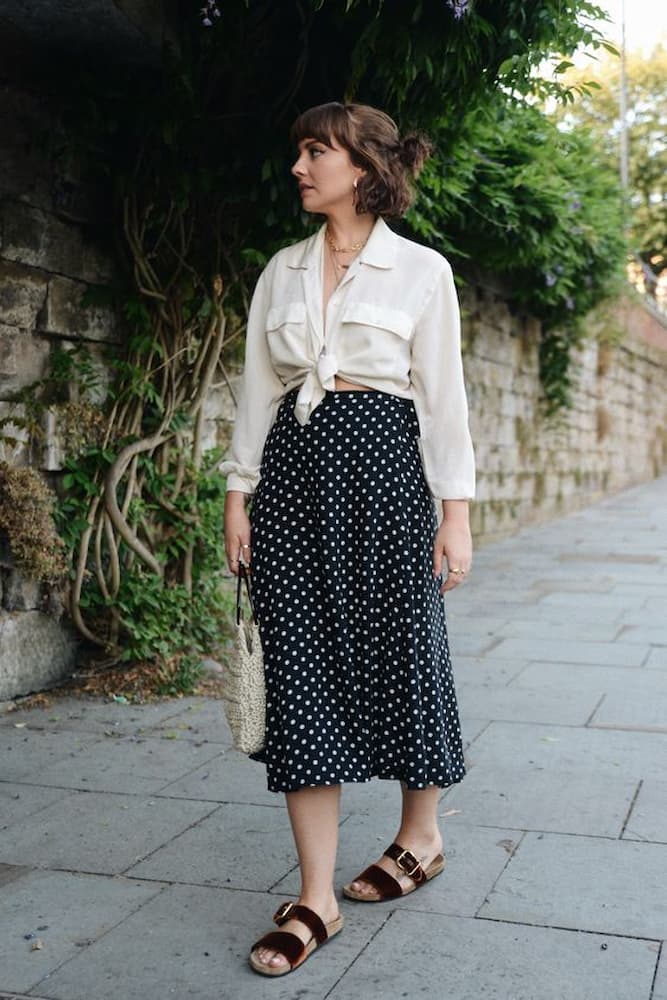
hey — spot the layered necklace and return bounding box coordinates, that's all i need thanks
[325,227,369,286]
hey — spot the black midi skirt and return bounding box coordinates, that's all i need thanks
[249,387,466,794]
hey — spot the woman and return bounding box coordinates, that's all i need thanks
[221,101,475,977]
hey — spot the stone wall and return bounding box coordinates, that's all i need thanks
[461,280,667,544]
[0,81,121,695]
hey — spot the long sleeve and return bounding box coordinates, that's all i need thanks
[218,268,286,494]
[409,259,476,500]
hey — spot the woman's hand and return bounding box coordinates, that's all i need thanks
[432,500,472,593]
[224,490,252,575]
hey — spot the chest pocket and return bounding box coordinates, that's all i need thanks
[340,303,413,338]
[339,303,413,368]
[265,302,308,369]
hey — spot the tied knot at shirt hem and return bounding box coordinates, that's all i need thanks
[294,350,339,426]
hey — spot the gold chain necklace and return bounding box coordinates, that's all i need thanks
[325,229,368,254]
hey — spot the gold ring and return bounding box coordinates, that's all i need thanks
[448,567,465,575]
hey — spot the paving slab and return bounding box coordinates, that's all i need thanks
[511,660,649,691]
[0,782,71,831]
[126,802,299,890]
[480,831,667,939]
[155,748,279,807]
[483,636,647,667]
[0,697,200,734]
[327,910,657,1000]
[0,790,217,874]
[36,884,387,1000]
[622,780,667,844]
[146,698,233,746]
[451,655,528,687]
[588,683,667,732]
[456,682,599,725]
[644,646,667,670]
[440,764,637,837]
[22,734,224,795]
[274,813,522,919]
[0,869,165,994]
[535,592,637,611]
[654,948,667,1000]
[616,625,667,646]
[459,717,489,747]
[467,720,667,783]
[493,618,622,642]
[0,729,104,782]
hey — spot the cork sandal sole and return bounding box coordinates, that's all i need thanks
[249,914,344,977]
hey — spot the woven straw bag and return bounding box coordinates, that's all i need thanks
[222,559,266,754]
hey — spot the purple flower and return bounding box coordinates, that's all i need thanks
[200,1,220,25]
[446,0,471,19]
[565,296,575,310]
[545,272,557,287]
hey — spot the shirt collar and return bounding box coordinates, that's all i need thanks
[285,215,398,271]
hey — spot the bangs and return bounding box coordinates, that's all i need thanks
[290,102,351,150]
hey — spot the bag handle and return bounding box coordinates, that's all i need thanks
[236,557,257,626]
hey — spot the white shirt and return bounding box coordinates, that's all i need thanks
[220,215,475,500]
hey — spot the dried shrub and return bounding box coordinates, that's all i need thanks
[0,463,69,582]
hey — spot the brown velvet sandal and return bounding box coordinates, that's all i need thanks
[342,842,446,902]
[249,900,344,977]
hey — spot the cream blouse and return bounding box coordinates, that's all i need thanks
[219,216,475,500]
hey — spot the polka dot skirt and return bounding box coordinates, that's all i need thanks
[248,387,466,794]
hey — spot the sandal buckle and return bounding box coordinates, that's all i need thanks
[273,901,296,924]
[395,849,421,878]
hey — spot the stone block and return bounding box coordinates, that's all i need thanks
[127,802,298,890]
[31,731,223,795]
[1,569,42,611]
[0,261,48,329]
[487,636,646,667]
[656,951,667,1000]
[441,761,636,836]
[480,831,667,939]
[468,720,667,785]
[0,781,66,831]
[0,86,53,211]
[0,789,217,875]
[0,693,204,733]
[0,610,79,700]
[622,779,667,843]
[0,869,164,995]
[0,201,114,284]
[39,276,119,343]
[327,910,655,1000]
[0,325,50,394]
[0,725,103,782]
[156,748,276,806]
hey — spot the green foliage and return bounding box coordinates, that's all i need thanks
[54,440,235,664]
[154,653,205,697]
[555,45,667,277]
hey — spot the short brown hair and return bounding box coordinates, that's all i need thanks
[290,102,432,219]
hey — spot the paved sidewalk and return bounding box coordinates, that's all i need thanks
[1,476,666,1000]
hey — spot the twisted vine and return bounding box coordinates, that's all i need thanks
[67,190,228,658]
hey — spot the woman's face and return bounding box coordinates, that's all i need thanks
[291,135,365,215]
